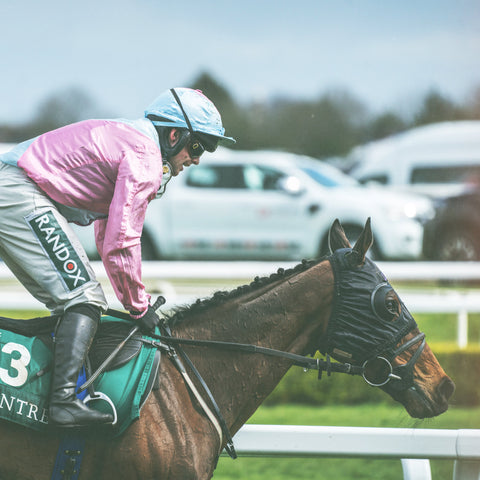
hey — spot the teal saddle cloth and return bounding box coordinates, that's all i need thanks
[0,315,160,437]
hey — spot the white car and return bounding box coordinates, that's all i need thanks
[71,148,433,261]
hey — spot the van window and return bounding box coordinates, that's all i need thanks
[411,164,480,185]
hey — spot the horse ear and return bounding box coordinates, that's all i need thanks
[328,219,352,253]
[350,217,374,265]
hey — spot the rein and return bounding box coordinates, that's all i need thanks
[146,332,365,378]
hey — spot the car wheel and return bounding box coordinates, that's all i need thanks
[435,228,480,261]
[141,233,158,261]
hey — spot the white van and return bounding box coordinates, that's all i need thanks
[349,121,480,198]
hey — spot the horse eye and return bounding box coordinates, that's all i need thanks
[385,299,397,314]
[384,296,401,320]
[371,284,401,322]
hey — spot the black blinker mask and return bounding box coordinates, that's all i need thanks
[319,248,421,392]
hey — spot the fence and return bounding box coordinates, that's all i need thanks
[0,261,479,347]
[224,425,480,480]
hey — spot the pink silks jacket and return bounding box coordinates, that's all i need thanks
[14,118,163,314]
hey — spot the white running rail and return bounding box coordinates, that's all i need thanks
[225,425,480,480]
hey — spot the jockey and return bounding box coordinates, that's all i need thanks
[0,88,235,428]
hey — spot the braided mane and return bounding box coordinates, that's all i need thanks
[166,257,324,327]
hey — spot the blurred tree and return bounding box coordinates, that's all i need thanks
[243,89,368,158]
[189,72,236,112]
[33,87,102,132]
[465,85,480,120]
[0,87,109,142]
[1,75,479,159]
[367,111,407,140]
[413,89,465,126]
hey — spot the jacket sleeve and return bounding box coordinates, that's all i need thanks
[94,151,160,313]
[94,218,107,259]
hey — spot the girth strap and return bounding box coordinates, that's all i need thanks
[51,434,85,480]
[151,326,238,459]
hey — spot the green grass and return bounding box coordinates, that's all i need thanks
[213,403,480,480]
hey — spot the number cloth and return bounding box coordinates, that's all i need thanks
[0,316,158,437]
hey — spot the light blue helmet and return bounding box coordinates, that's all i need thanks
[144,87,236,145]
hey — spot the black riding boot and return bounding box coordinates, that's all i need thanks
[49,307,113,427]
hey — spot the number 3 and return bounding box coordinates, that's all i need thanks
[0,342,31,387]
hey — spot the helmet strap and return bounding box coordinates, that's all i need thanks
[154,125,190,162]
[156,161,173,198]
[170,88,194,134]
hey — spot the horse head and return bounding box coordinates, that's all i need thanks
[325,217,455,418]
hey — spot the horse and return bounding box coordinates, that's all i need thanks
[0,219,454,480]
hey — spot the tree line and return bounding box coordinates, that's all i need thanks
[1,72,479,165]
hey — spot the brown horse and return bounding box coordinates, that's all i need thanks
[0,219,454,480]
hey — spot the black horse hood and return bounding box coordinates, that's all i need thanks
[320,248,417,364]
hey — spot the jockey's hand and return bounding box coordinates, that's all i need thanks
[130,305,160,334]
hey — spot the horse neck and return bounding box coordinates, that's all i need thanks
[171,258,334,434]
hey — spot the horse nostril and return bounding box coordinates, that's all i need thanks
[439,377,455,401]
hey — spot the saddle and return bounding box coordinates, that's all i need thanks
[0,314,161,437]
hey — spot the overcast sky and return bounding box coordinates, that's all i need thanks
[1,0,479,124]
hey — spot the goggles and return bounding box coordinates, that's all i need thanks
[188,136,206,159]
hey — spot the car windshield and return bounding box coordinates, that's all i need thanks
[300,163,358,187]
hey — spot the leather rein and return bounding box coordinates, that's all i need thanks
[151,332,365,376]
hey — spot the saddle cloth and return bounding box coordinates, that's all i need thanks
[0,315,160,437]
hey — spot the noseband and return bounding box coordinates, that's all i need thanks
[362,332,425,389]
